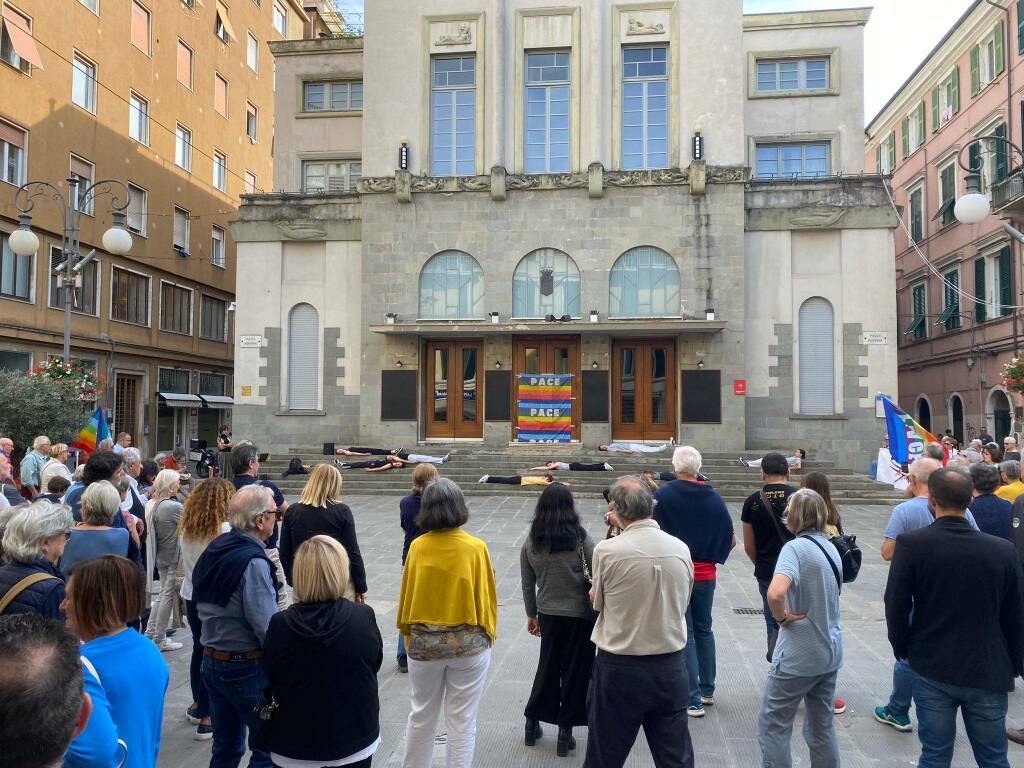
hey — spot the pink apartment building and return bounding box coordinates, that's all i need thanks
[867,0,1024,443]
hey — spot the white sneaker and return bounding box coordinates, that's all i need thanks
[159,639,183,652]
[478,475,489,483]
[442,453,450,464]
[603,463,614,471]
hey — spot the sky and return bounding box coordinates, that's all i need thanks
[334,0,977,120]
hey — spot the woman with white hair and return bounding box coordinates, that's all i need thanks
[0,500,74,618]
[144,469,184,651]
[61,480,136,578]
[39,442,73,495]
[758,488,843,767]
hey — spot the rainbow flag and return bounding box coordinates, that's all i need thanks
[882,396,938,465]
[70,406,110,453]
[517,373,573,443]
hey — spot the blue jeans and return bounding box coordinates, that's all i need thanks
[885,658,913,718]
[684,579,716,707]
[757,578,779,651]
[201,656,273,768]
[912,671,1010,768]
[398,632,406,662]
[185,600,209,719]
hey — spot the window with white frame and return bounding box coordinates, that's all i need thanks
[908,184,924,244]
[525,51,570,174]
[430,57,475,176]
[131,1,151,55]
[609,246,681,318]
[935,68,959,128]
[245,102,257,141]
[1,4,35,73]
[756,56,829,92]
[213,151,227,192]
[755,142,830,178]
[126,183,146,236]
[173,207,190,253]
[215,1,234,43]
[418,251,485,320]
[247,32,258,71]
[70,155,94,215]
[621,46,668,170]
[128,91,148,144]
[0,231,32,301]
[273,1,287,36]
[244,170,257,194]
[970,123,1008,195]
[979,27,999,86]
[975,245,1013,321]
[211,226,225,268]
[48,245,97,314]
[905,103,925,156]
[302,159,360,193]
[110,266,149,325]
[72,52,97,112]
[0,119,27,186]
[175,124,192,171]
[200,294,227,340]
[302,80,362,112]
[160,281,193,335]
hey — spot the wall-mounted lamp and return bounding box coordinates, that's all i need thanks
[697,359,705,369]
[385,312,397,325]
[693,126,705,161]
[589,310,599,323]
[395,360,404,368]
[966,356,976,370]
[705,308,716,321]
[495,360,502,369]
[489,311,500,325]
[399,137,410,171]
[591,360,599,369]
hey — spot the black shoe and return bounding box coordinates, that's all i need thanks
[557,727,575,756]
[397,657,408,673]
[525,718,543,746]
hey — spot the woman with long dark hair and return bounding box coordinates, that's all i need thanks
[800,472,843,536]
[520,482,596,757]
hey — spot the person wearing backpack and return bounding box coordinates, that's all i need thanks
[757,488,843,767]
[740,453,796,662]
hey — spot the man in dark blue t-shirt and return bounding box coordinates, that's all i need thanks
[230,442,289,609]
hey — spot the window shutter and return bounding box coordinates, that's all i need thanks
[976,257,988,321]
[917,102,926,143]
[995,20,1006,75]
[931,86,940,132]
[971,45,981,95]
[798,298,835,416]
[1019,1,1024,54]
[902,116,910,158]
[876,144,882,173]
[999,246,1013,315]
[995,124,1008,181]
[288,303,319,410]
[951,65,960,113]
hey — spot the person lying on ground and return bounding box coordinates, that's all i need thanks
[335,447,448,464]
[598,442,669,454]
[740,449,805,469]
[335,458,407,472]
[529,460,614,472]
[477,474,569,486]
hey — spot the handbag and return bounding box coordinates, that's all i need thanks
[577,538,599,622]
[801,531,862,589]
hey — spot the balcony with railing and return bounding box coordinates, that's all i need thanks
[991,170,1024,215]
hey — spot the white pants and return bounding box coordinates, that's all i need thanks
[403,649,491,768]
[144,567,182,641]
[407,453,445,465]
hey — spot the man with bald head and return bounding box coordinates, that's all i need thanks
[874,457,979,733]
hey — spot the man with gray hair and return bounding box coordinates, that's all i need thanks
[192,484,279,768]
[996,460,1024,503]
[585,475,695,768]
[963,439,985,464]
[19,435,52,499]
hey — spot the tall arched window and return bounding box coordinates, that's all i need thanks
[288,303,319,411]
[418,250,485,320]
[798,297,835,415]
[609,246,680,318]
[512,249,581,318]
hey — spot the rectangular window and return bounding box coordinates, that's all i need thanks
[158,367,189,393]
[110,267,149,326]
[70,155,94,215]
[211,226,225,268]
[0,119,27,186]
[973,22,1004,91]
[173,207,190,252]
[755,142,830,179]
[49,246,97,314]
[246,102,257,141]
[933,67,960,129]
[909,186,924,244]
[126,183,146,235]
[622,46,668,170]
[909,283,927,340]
[200,294,227,340]
[939,162,957,227]
[273,1,287,36]
[72,52,97,112]
[904,102,925,157]
[212,151,227,192]
[247,32,258,71]
[214,73,228,116]
[175,124,192,171]
[941,269,961,331]
[302,159,361,193]
[244,170,257,194]
[131,1,151,55]
[1,4,39,73]
[525,51,570,174]
[128,91,148,144]
[215,1,236,43]
[199,371,226,395]
[756,57,829,92]
[0,232,32,301]
[176,40,193,89]
[160,282,193,335]
[302,80,363,112]
[431,57,475,176]
[972,124,1009,195]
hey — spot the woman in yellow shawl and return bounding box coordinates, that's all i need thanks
[397,477,497,768]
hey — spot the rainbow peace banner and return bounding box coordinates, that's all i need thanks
[517,373,573,443]
[881,395,938,465]
[70,406,110,453]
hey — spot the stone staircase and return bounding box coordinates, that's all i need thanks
[255,445,903,504]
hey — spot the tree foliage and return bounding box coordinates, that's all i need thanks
[0,369,92,454]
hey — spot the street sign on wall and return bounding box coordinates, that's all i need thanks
[239,335,263,348]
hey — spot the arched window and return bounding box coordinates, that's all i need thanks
[512,249,581,318]
[609,246,680,318]
[949,393,964,444]
[418,250,485,320]
[798,297,834,415]
[288,303,319,411]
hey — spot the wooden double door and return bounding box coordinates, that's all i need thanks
[513,337,581,442]
[612,339,676,441]
[425,340,482,439]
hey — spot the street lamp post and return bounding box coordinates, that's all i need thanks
[953,133,1024,225]
[8,178,133,362]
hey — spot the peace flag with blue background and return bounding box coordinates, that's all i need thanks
[517,373,573,443]
[881,395,938,464]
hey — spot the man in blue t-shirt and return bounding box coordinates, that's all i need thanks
[230,442,289,609]
[875,457,978,733]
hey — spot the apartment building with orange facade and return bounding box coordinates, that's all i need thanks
[0,0,306,455]
[866,0,1024,444]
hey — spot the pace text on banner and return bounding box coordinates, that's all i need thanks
[517,373,573,443]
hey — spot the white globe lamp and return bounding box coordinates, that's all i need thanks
[102,225,133,256]
[954,192,991,225]
[8,215,39,256]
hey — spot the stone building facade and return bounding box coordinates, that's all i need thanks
[231,1,898,470]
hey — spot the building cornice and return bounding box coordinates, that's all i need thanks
[269,36,363,56]
[743,8,872,31]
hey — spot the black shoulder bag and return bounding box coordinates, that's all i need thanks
[800,534,844,593]
[577,538,599,622]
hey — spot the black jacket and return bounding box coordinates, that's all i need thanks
[884,515,1024,692]
[0,558,65,620]
[255,599,382,761]
[279,503,367,593]
[1011,496,1024,569]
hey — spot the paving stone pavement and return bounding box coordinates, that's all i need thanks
[157,495,1024,767]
